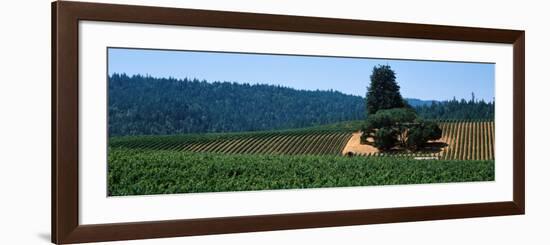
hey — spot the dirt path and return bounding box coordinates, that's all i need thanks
[341,132,379,156]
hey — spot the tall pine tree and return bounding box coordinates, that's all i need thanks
[365,65,405,115]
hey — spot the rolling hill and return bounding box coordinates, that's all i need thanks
[109,74,365,136]
[110,120,494,160]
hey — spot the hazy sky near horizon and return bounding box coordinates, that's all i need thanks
[108,48,495,102]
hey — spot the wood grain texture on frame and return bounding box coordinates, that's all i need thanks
[52,1,525,244]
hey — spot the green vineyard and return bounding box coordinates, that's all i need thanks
[108,149,494,195]
[107,120,495,195]
[110,130,353,156]
[109,120,494,160]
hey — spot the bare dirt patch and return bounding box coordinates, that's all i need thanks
[341,132,379,156]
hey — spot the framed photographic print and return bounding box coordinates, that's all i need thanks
[52,1,525,244]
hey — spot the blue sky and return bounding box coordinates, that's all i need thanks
[108,48,495,102]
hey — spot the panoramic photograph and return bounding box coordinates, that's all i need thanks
[107,47,495,196]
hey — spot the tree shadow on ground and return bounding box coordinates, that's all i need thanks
[420,142,449,153]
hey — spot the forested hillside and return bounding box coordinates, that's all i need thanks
[108,74,365,136]
[413,98,494,120]
[108,74,494,136]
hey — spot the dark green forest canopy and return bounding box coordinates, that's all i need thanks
[108,74,494,137]
[365,65,406,115]
[108,74,364,136]
[413,98,494,120]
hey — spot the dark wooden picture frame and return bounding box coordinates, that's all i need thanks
[52,1,525,244]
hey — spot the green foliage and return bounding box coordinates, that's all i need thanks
[360,128,369,144]
[373,127,397,150]
[363,108,416,149]
[109,74,364,136]
[365,65,406,115]
[423,120,443,140]
[362,65,444,151]
[407,121,442,150]
[413,97,494,120]
[363,108,442,151]
[364,107,417,132]
[404,128,424,151]
[109,126,354,156]
[108,149,495,196]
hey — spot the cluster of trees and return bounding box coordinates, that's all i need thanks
[361,65,442,151]
[362,108,442,150]
[108,74,364,136]
[413,96,494,120]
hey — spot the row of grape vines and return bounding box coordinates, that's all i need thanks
[110,130,353,156]
[438,121,494,160]
[353,152,439,158]
[110,120,494,160]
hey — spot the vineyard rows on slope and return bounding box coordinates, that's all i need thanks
[438,120,494,160]
[110,130,353,156]
[110,120,494,160]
